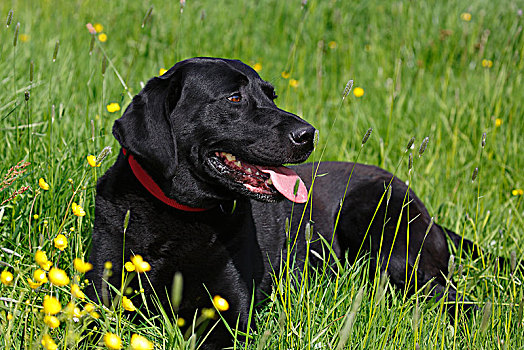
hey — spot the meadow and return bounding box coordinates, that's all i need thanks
[1,0,523,348]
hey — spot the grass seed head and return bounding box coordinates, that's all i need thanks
[305,221,312,242]
[336,287,364,350]
[481,132,486,148]
[142,6,154,28]
[424,217,434,236]
[447,254,455,277]
[96,146,112,164]
[511,251,517,273]
[24,90,30,101]
[412,298,420,332]
[408,152,413,171]
[13,22,19,47]
[257,330,271,350]
[480,301,492,333]
[6,10,13,27]
[418,137,429,157]
[457,264,463,278]
[89,35,95,55]
[123,209,130,232]
[342,79,353,100]
[52,40,59,62]
[171,271,183,311]
[361,127,372,146]
[406,136,415,151]
[471,167,478,182]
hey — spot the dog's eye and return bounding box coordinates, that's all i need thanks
[272,91,278,100]
[228,94,242,103]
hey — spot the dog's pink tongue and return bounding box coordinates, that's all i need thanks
[256,166,308,203]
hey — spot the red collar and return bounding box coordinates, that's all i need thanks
[122,149,208,212]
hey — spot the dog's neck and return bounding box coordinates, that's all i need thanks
[122,148,209,212]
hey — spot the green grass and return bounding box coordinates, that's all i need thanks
[1,0,523,348]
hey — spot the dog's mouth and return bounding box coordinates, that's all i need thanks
[208,152,308,203]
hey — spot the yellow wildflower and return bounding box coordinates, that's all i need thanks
[43,296,61,315]
[71,284,86,299]
[44,315,60,329]
[84,303,95,313]
[104,261,113,270]
[87,155,101,167]
[65,301,82,319]
[253,63,262,72]
[177,317,186,327]
[328,41,337,49]
[27,278,43,289]
[91,311,100,319]
[94,23,104,33]
[212,295,229,312]
[41,334,58,350]
[39,178,50,191]
[124,261,136,272]
[482,59,493,68]
[130,334,154,350]
[33,214,39,219]
[35,250,51,270]
[33,269,48,284]
[74,258,93,273]
[104,333,122,350]
[72,202,86,217]
[460,12,472,21]
[122,296,136,312]
[512,189,523,196]
[7,313,13,320]
[281,71,290,79]
[20,34,29,42]
[1,270,13,286]
[202,308,216,319]
[106,102,121,113]
[98,33,107,42]
[53,234,68,251]
[48,267,70,287]
[495,118,502,127]
[130,255,151,273]
[159,68,167,76]
[353,87,365,97]
[289,79,299,88]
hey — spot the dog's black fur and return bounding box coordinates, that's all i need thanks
[87,57,480,349]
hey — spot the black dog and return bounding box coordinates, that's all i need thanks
[87,57,479,349]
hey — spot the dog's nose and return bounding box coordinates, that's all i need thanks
[289,125,316,147]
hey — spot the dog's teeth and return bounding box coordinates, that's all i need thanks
[235,161,242,167]
[225,153,236,161]
[267,178,273,185]
[255,171,260,176]
[246,168,252,174]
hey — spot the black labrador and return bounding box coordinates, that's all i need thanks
[87,57,480,349]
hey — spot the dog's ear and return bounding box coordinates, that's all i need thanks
[113,65,183,179]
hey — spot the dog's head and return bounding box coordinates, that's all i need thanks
[113,57,316,208]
